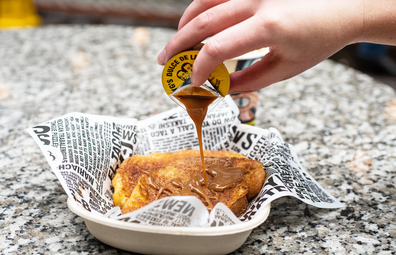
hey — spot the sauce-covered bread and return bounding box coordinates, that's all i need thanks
[112,150,246,208]
[112,150,264,216]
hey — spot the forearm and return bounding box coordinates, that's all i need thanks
[355,0,396,45]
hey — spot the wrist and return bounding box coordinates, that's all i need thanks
[354,0,396,45]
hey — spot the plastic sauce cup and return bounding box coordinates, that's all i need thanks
[162,49,230,113]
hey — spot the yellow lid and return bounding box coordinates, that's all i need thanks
[0,0,41,28]
[162,50,230,97]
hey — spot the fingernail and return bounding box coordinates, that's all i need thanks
[157,49,166,65]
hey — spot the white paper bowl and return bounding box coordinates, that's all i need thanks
[67,198,271,255]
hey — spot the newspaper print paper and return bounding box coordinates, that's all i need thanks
[27,96,343,227]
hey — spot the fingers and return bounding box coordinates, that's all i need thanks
[190,15,270,86]
[178,0,230,31]
[157,0,255,66]
[228,53,281,94]
[228,51,311,94]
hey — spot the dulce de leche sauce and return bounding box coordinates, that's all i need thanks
[207,164,245,191]
[161,49,233,194]
[173,86,217,187]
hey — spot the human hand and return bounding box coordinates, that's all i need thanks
[157,0,367,94]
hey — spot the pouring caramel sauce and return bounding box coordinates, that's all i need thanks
[173,86,217,187]
[173,86,245,192]
[140,84,247,210]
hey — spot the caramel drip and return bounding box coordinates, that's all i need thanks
[142,171,172,197]
[187,174,213,208]
[142,162,245,208]
[174,86,217,187]
[142,170,159,190]
[206,164,245,192]
[170,178,196,197]
[156,185,174,199]
[151,174,214,209]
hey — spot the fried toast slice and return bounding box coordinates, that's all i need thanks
[120,156,264,216]
[112,150,247,208]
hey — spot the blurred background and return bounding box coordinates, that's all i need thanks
[2,0,396,91]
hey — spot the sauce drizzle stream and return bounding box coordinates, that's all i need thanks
[174,86,217,187]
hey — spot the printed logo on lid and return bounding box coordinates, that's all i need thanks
[162,50,230,97]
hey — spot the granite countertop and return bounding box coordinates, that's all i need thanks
[34,0,193,16]
[1,25,396,254]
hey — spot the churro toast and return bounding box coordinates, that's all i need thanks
[112,150,264,216]
[112,150,246,208]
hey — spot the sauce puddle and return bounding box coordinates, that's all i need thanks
[206,164,245,191]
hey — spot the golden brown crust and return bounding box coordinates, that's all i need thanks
[112,150,264,216]
[229,196,248,216]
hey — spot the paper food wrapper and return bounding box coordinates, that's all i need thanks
[27,96,343,228]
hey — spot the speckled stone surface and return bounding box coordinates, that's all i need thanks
[35,0,193,15]
[1,25,396,254]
